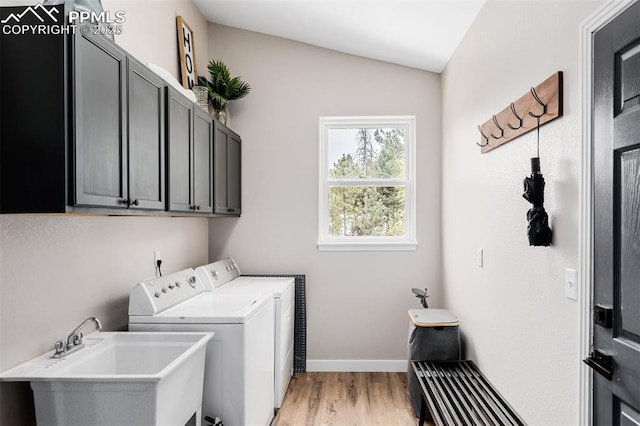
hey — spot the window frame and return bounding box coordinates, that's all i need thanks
[318,116,417,251]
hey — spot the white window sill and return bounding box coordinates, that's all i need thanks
[317,240,418,252]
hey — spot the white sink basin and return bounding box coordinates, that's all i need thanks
[0,331,213,426]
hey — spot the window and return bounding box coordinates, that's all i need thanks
[318,116,416,251]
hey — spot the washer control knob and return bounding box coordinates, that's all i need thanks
[188,276,197,288]
[175,281,181,288]
[210,270,219,280]
[168,284,175,290]
[162,288,168,293]
[154,292,161,298]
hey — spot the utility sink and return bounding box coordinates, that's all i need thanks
[0,331,213,426]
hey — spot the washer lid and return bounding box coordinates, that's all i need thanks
[130,292,272,324]
[408,309,460,327]
[215,277,294,298]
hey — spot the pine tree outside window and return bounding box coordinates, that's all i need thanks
[318,116,417,251]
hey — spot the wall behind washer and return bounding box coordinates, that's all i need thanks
[441,0,601,424]
[0,1,210,424]
[207,24,443,368]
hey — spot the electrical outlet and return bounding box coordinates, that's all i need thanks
[477,248,484,268]
[565,268,578,301]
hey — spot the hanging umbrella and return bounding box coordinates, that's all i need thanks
[523,157,552,246]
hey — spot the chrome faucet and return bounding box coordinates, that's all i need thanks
[53,317,102,358]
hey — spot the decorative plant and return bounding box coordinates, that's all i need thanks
[198,60,250,120]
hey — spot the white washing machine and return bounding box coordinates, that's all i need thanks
[128,268,274,426]
[195,258,294,409]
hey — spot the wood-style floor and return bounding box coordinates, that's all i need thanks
[272,372,431,426]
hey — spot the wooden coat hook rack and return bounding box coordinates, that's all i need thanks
[477,71,563,153]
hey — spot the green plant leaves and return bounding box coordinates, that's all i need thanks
[199,60,251,113]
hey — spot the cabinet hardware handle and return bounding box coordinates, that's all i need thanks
[121,198,130,206]
[195,205,201,210]
[131,199,139,206]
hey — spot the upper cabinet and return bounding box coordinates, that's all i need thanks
[74,32,166,211]
[167,88,213,214]
[214,121,242,216]
[73,31,127,208]
[1,5,69,213]
[193,108,214,214]
[0,22,239,217]
[126,58,166,211]
[167,88,194,213]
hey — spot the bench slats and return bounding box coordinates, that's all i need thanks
[412,360,527,426]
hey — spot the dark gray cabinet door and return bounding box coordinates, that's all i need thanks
[193,108,213,213]
[227,132,242,214]
[167,88,193,212]
[73,32,127,208]
[214,123,229,214]
[127,58,165,210]
[213,121,242,215]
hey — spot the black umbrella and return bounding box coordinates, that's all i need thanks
[523,157,552,246]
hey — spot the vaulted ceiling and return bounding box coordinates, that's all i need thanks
[193,0,485,73]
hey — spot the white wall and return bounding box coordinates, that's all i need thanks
[206,24,443,367]
[0,1,210,424]
[441,1,601,424]
[106,0,209,79]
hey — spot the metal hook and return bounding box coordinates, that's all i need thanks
[528,87,547,118]
[507,103,524,130]
[477,125,490,147]
[490,115,505,139]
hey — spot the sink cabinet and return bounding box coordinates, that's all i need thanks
[214,121,242,215]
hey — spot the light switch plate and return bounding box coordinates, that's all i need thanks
[565,268,578,301]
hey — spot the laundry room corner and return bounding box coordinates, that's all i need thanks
[440,0,603,424]
[206,23,444,369]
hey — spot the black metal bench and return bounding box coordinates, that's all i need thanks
[411,360,526,426]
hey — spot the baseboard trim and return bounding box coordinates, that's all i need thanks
[306,359,407,372]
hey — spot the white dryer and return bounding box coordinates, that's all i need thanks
[128,269,274,426]
[195,258,294,409]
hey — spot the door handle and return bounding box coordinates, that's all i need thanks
[594,305,613,328]
[583,350,613,380]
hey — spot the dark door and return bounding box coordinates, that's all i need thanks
[73,32,127,208]
[213,122,229,214]
[127,58,165,210]
[166,88,193,212]
[193,108,213,213]
[592,2,640,424]
[213,121,242,215]
[227,132,242,214]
